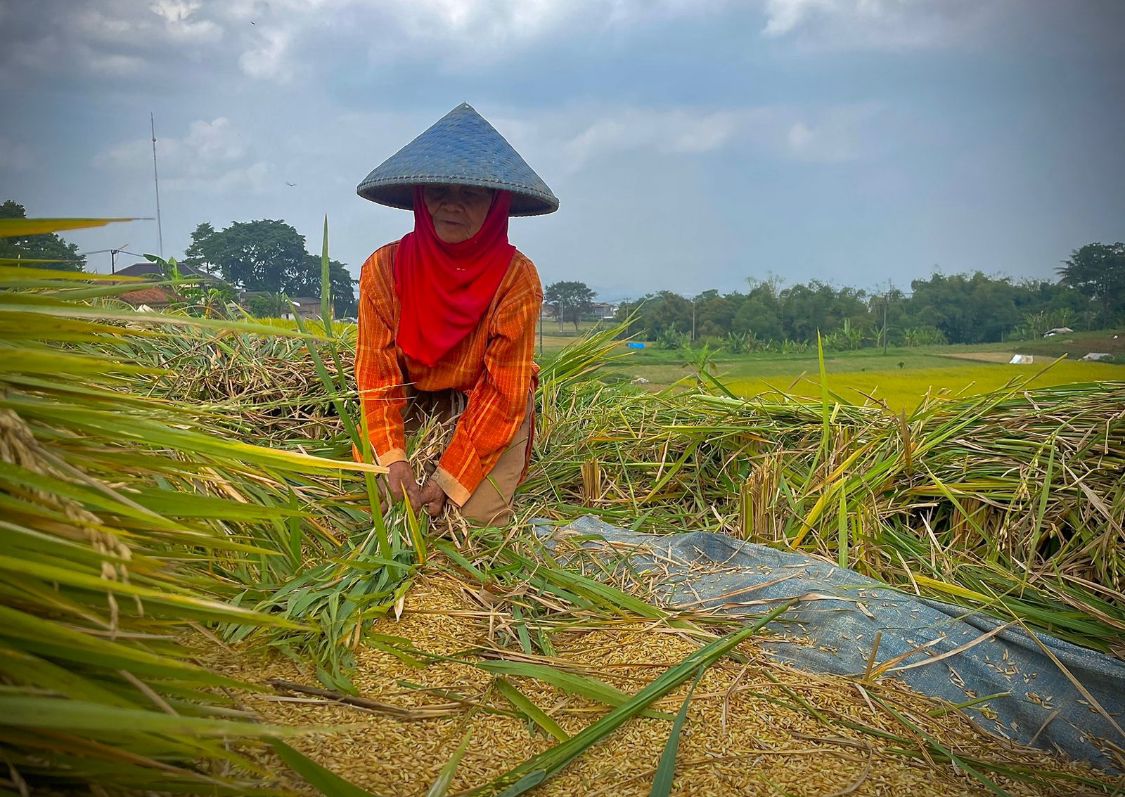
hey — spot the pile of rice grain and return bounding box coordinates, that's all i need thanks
[199,574,1120,797]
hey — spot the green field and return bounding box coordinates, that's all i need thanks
[539,327,1125,412]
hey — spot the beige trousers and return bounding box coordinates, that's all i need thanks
[403,390,534,526]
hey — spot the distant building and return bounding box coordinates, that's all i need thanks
[115,261,227,286]
[114,262,231,309]
[541,302,617,321]
[118,285,177,310]
[284,297,322,320]
[590,301,618,320]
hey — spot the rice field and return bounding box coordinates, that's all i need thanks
[726,360,1125,413]
[2,217,1123,796]
[577,336,1125,413]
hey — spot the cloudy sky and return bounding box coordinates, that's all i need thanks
[3,0,1123,299]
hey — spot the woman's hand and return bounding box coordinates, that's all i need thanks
[416,479,448,517]
[385,461,420,507]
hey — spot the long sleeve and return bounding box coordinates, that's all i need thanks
[431,269,541,505]
[355,247,408,466]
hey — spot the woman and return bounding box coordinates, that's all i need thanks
[354,103,558,526]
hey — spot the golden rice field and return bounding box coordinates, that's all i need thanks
[726,360,1125,413]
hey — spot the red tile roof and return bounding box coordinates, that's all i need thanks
[120,286,176,306]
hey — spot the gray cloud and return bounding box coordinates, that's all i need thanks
[95,117,275,195]
[2,0,1123,299]
[760,0,1003,50]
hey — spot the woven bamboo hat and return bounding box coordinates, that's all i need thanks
[356,103,558,217]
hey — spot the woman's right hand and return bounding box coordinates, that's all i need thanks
[385,461,421,507]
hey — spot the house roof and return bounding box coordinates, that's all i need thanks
[115,262,227,284]
[120,286,176,306]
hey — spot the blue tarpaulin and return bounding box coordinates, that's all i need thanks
[539,516,1125,772]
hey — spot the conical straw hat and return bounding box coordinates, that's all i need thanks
[357,103,559,216]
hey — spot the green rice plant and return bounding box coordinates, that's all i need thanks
[271,739,383,797]
[474,660,668,719]
[0,218,392,793]
[225,517,420,693]
[495,678,570,741]
[426,728,474,797]
[648,668,703,797]
[118,223,423,689]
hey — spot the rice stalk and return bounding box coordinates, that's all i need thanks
[0,223,393,793]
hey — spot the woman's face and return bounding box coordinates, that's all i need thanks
[422,184,494,244]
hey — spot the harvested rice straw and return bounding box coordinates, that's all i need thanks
[143,322,1124,658]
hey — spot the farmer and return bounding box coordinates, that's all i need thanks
[353,103,557,526]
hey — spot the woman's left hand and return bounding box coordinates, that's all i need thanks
[416,479,447,517]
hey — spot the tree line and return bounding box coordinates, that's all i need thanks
[611,243,1123,350]
[5,197,1120,336]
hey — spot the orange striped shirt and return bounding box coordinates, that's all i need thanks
[355,242,542,506]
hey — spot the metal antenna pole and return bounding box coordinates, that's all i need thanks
[150,113,164,258]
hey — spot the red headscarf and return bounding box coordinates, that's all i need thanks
[393,187,515,367]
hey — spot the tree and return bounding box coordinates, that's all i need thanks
[869,285,909,348]
[1058,243,1125,325]
[731,279,783,341]
[692,289,736,339]
[184,219,308,293]
[904,272,1021,344]
[244,293,290,318]
[183,219,357,316]
[619,291,693,340]
[778,282,846,342]
[288,254,357,317]
[544,280,595,331]
[181,223,217,274]
[0,200,86,271]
